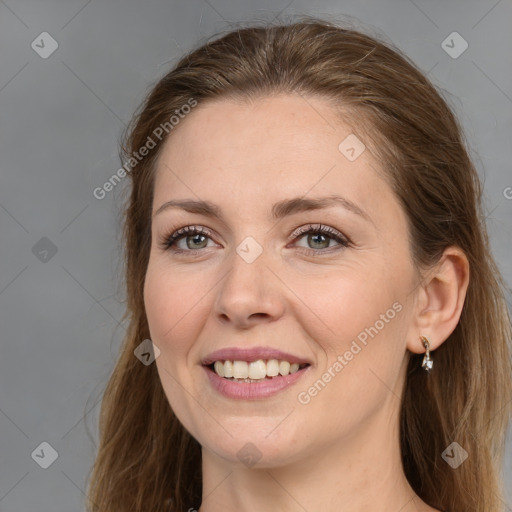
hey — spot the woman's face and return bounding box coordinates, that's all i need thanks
[144,94,421,467]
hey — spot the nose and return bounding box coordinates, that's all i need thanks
[213,243,285,329]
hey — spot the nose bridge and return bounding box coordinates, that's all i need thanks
[223,234,268,297]
[213,234,283,325]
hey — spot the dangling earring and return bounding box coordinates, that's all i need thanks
[420,335,433,372]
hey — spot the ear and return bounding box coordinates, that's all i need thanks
[406,246,470,354]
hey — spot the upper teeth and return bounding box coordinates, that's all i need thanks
[213,360,303,379]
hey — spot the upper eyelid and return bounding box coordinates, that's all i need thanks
[166,224,344,239]
[293,223,344,236]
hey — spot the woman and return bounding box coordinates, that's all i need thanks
[86,17,512,512]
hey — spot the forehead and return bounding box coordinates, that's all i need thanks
[157,94,363,173]
[152,94,396,226]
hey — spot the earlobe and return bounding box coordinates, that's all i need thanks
[406,246,470,354]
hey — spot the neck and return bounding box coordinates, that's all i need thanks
[198,402,429,512]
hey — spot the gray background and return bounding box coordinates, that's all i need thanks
[0,0,511,510]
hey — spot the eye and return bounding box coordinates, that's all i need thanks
[290,224,351,255]
[159,223,351,256]
[159,226,216,254]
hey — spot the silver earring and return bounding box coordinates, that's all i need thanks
[420,335,433,372]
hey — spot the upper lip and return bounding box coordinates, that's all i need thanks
[202,346,312,366]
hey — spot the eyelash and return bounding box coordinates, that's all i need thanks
[159,224,351,257]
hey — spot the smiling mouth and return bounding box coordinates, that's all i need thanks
[206,359,310,382]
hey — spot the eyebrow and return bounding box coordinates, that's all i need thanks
[153,195,372,224]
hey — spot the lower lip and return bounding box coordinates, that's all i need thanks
[203,365,310,400]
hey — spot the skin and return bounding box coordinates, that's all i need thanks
[143,94,469,512]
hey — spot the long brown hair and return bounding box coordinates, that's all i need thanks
[85,17,512,512]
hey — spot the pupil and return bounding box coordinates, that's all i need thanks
[309,233,328,249]
[185,233,329,250]
[187,234,207,249]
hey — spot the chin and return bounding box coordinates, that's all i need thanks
[198,426,309,470]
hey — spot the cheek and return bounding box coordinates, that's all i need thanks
[143,260,204,356]
[321,285,408,390]
[292,263,400,355]
[299,270,410,422]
